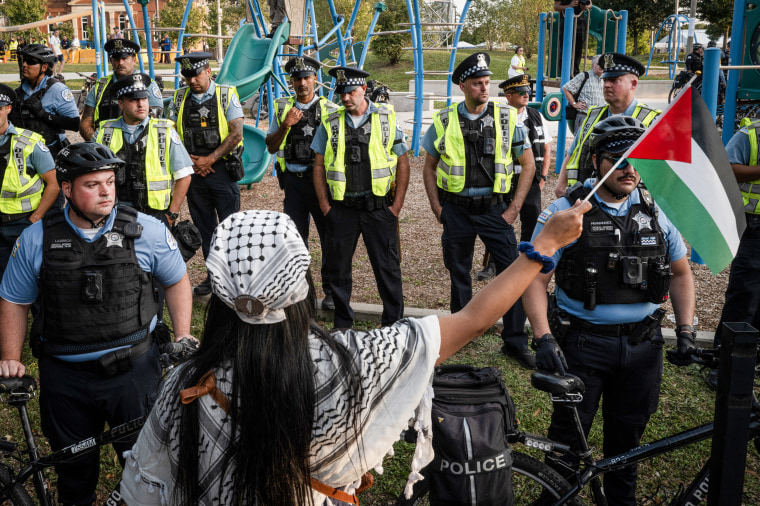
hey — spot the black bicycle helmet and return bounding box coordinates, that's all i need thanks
[589,116,646,155]
[693,43,704,50]
[17,44,56,65]
[55,143,125,186]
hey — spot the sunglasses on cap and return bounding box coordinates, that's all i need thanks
[600,154,630,170]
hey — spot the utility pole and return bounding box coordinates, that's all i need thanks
[686,0,697,54]
[216,0,223,63]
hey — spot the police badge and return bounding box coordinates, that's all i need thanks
[604,53,615,70]
[181,58,192,71]
[477,53,487,68]
[113,39,123,51]
[293,57,306,72]
[336,69,347,84]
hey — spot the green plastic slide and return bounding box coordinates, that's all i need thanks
[239,124,273,186]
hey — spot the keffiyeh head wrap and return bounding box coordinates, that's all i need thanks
[206,210,311,324]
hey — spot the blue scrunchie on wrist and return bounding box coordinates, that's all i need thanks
[518,242,556,274]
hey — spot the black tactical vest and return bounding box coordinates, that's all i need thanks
[10,78,63,145]
[114,127,151,213]
[460,102,496,189]
[343,118,373,193]
[181,93,221,157]
[285,100,321,167]
[0,137,11,185]
[520,106,545,173]
[96,78,122,128]
[555,185,671,305]
[33,206,158,351]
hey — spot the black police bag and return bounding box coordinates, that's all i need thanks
[429,364,516,505]
[171,220,202,262]
[565,71,589,123]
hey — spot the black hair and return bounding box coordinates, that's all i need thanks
[174,271,364,505]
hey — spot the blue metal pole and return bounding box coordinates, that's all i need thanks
[617,10,627,53]
[703,47,720,119]
[359,3,385,69]
[555,8,574,173]
[99,2,108,75]
[92,0,103,78]
[121,0,144,73]
[537,12,546,100]
[325,0,347,65]
[316,16,345,48]
[174,0,195,89]
[140,4,156,78]
[723,0,746,145]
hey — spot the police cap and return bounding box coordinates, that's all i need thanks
[600,52,645,79]
[113,73,152,99]
[284,56,321,77]
[175,52,213,78]
[452,52,492,85]
[499,74,531,93]
[0,83,16,107]
[329,66,370,94]
[104,38,140,60]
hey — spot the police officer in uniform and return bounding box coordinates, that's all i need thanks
[171,52,244,296]
[522,117,696,505]
[312,66,409,328]
[266,56,338,308]
[11,44,80,159]
[94,74,193,227]
[708,118,760,389]
[555,53,661,197]
[421,53,536,368]
[685,43,704,74]
[0,142,194,506]
[0,84,60,278]
[80,38,164,141]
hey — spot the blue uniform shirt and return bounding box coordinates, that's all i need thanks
[310,99,409,157]
[420,102,529,196]
[564,99,641,157]
[725,127,753,165]
[84,73,164,110]
[169,81,245,124]
[19,75,79,145]
[92,116,194,182]
[0,123,56,175]
[531,179,687,325]
[268,94,322,173]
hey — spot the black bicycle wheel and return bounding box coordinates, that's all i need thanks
[396,451,584,505]
[0,464,33,506]
[668,85,680,104]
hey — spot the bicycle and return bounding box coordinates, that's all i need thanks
[0,339,198,505]
[74,71,97,113]
[397,348,760,505]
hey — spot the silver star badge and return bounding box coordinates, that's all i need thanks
[481,115,494,128]
[198,106,210,117]
[302,124,314,137]
[362,123,372,135]
[105,232,123,248]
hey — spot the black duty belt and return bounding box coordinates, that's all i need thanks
[568,315,640,338]
[439,191,508,214]
[0,211,33,224]
[47,331,154,373]
[334,194,390,210]
[285,169,313,178]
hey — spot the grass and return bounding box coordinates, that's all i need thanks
[2,313,758,503]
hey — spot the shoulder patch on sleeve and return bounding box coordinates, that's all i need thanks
[231,94,240,108]
[61,88,74,102]
[37,140,50,152]
[165,226,178,250]
[152,85,162,100]
[11,237,21,258]
[537,208,553,224]
[170,129,182,145]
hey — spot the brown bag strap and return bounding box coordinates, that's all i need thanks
[179,370,232,415]
[309,478,359,505]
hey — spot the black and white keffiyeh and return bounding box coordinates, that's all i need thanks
[206,210,311,325]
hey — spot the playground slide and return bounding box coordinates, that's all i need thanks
[215,22,290,103]
[239,124,273,186]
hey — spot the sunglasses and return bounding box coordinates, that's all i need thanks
[508,90,529,96]
[600,154,630,170]
[22,58,42,66]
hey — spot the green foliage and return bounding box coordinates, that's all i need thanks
[372,0,410,66]
[311,0,374,56]
[0,0,45,27]
[697,0,733,43]
[604,0,673,55]
[156,0,206,48]
[56,22,75,42]
[502,0,553,59]
[207,0,247,50]
[465,0,508,50]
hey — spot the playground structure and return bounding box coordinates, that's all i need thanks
[646,14,695,79]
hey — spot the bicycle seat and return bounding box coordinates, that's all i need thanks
[530,370,585,395]
[0,375,37,394]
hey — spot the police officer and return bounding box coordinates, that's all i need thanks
[685,42,704,74]
[421,53,536,368]
[0,142,194,506]
[80,38,164,141]
[11,44,80,159]
[522,117,696,505]
[554,0,592,76]
[94,73,193,227]
[708,118,760,389]
[0,84,59,278]
[555,53,661,197]
[312,66,409,328]
[171,52,244,296]
[266,56,338,308]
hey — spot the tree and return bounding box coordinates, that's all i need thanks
[465,0,508,51]
[207,0,247,50]
[311,0,375,62]
[372,0,410,65]
[697,0,732,44]
[603,0,673,55]
[156,0,206,50]
[0,0,44,27]
[502,0,553,58]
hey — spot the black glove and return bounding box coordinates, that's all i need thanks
[531,333,569,375]
[666,325,696,366]
[25,96,46,118]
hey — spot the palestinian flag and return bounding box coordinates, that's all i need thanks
[623,85,746,274]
